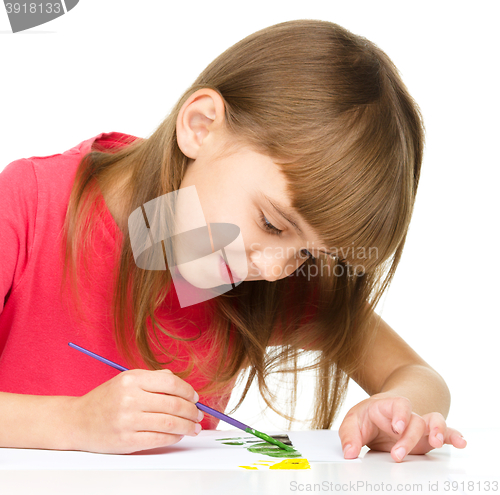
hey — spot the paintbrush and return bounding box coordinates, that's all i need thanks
[68,342,294,452]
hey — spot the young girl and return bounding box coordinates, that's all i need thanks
[0,19,466,462]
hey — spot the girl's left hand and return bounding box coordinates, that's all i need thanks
[338,391,467,462]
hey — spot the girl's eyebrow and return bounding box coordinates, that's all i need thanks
[262,193,337,258]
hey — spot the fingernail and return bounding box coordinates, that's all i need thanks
[394,446,406,460]
[197,410,204,422]
[194,423,202,435]
[437,432,444,445]
[395,420,405,434]
[343,444,353,457]
[193,391,199,403]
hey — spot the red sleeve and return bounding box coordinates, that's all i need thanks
[0,159,38,314]
[92,132,142,152]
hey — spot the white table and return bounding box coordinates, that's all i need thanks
[1,428,497,495]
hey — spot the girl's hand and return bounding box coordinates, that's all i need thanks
[338,391,467,462]
[72,369,204,454]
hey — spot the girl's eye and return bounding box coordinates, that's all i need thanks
[259,213,316,261]
[260,213,283,236]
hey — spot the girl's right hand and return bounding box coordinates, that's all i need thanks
[72,369,204,454]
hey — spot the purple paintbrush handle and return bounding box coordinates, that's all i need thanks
[195,402,249,431]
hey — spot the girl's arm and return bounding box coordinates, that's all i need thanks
[349,314,450,417]
[338,313,466,462]
[0,371,203,453]
[0,392,80,450]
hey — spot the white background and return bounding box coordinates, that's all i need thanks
[1,1,498,435]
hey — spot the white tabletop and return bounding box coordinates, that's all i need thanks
[1,428,497,495]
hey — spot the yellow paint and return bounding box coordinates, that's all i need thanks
[269,458,311,470]
[238,458,311,470]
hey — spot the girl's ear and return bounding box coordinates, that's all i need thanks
[176,88,225,159]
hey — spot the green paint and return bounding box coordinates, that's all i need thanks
[247,442,302,458]
[245,427,295,452]
[215,433,302,459]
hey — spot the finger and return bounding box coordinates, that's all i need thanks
[391,413,426,462]
[374,396,412,436]
[389,396,413,436]
[444,427,467,449]
[137,369,199,403]
[140,389,204,423]
[139,411,203,437]
[425,412,447,449]
[338,412,365,459]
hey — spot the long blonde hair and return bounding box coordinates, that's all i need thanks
[60,19,424,429]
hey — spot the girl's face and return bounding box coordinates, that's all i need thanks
[173,89,333,289]
[176,140,331,287]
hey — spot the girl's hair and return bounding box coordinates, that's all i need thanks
[60,19,424,429]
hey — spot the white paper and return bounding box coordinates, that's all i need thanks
[0,430,359,470]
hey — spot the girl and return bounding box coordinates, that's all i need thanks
[0,19,466,462]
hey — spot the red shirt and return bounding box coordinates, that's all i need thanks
[0,132,236,430]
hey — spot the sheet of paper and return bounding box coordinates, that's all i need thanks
[0,429,359,470]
